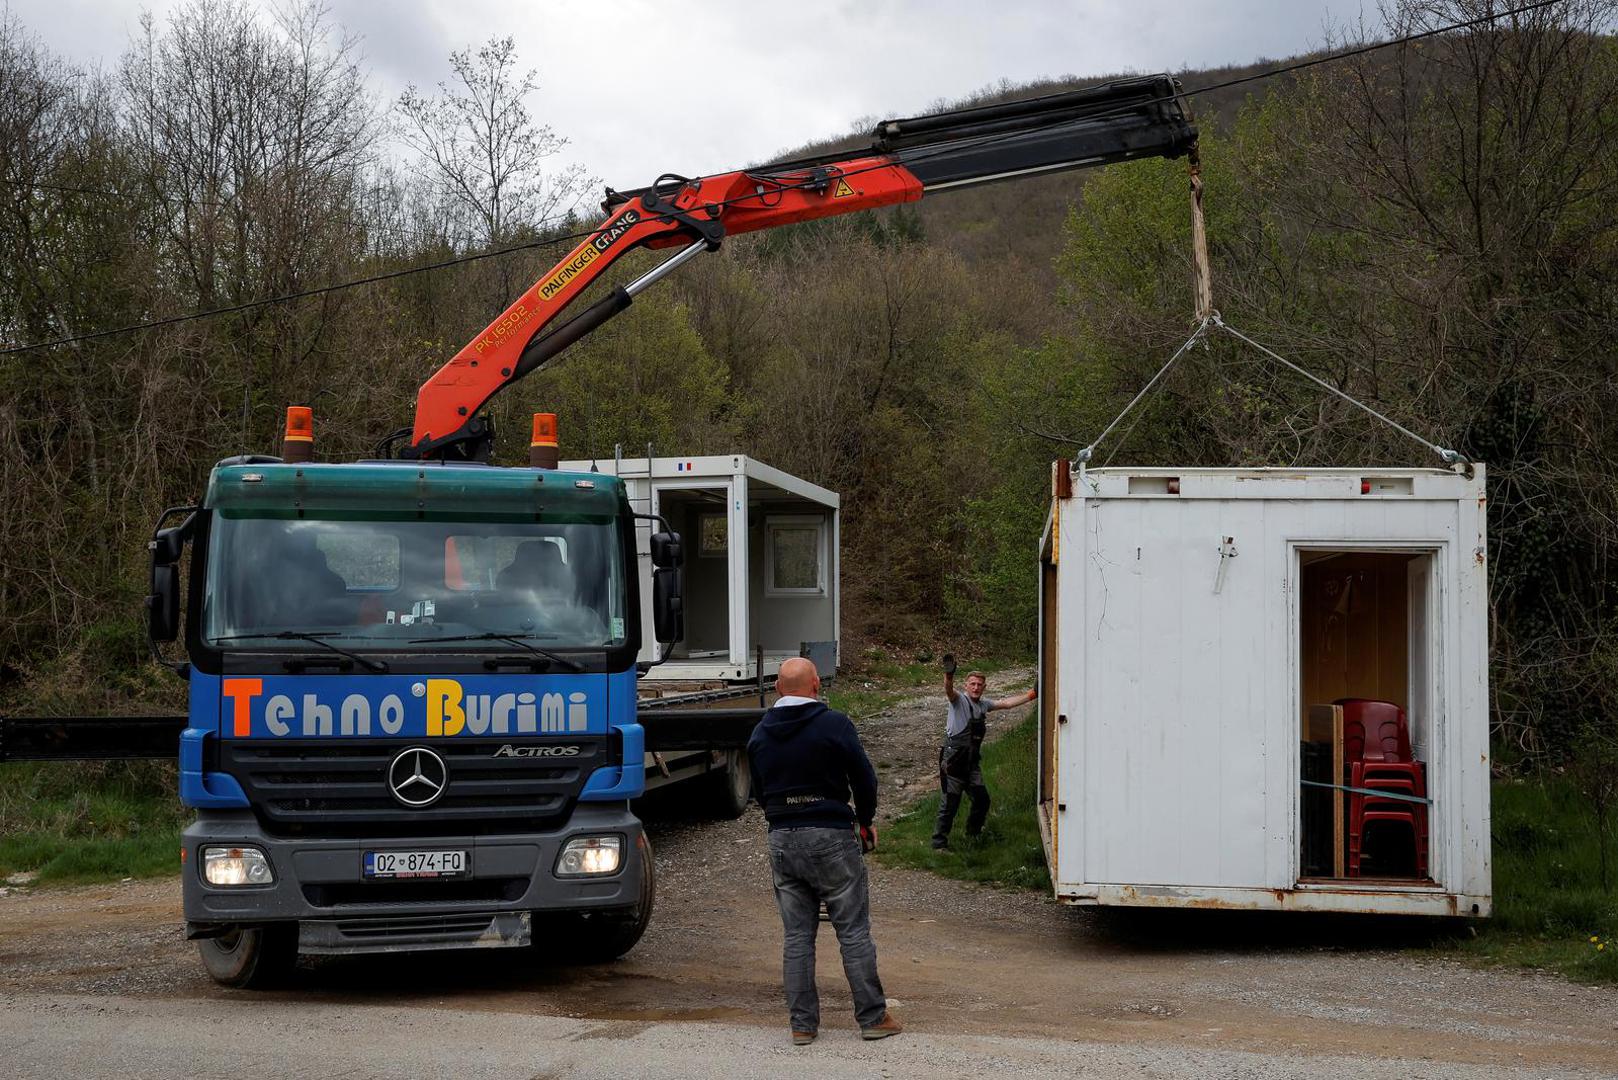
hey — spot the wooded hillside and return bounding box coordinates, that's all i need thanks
[3,0,1616,788]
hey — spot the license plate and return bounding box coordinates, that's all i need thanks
[363,849,469,879]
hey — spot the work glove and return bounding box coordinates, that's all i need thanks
[941,653,957,675]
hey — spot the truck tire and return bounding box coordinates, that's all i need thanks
[197,923,297,989]
[708,749,752,819]
[547,839,656,964]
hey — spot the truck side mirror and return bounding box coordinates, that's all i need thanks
[148,560,181,642]
[652,565,684,644]
[152,528,185,564]
[147,526,184,643]
[650,530,684,570]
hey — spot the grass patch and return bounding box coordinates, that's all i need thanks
[826,647,1022,718]
[877,713,1049,891]
[0,761,186,885]
[1452,776,1618,983]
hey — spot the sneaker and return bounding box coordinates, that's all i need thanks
[792,1031,817,1046]
[930,837,948,851]
[861,1012,903,1040]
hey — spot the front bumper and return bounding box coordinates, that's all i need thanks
[182,803,644,954]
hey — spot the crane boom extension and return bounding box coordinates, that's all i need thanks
[407,74,1196,460]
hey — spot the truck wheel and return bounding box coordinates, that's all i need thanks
[197,923,297,989]
[708,750,752,819]
[548,839,656,964]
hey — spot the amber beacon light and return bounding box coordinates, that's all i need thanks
[281,406,314,463]
[530,412,559,469]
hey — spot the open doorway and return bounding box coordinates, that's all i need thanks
[1298,549,1436,883]
[655,487,732,661]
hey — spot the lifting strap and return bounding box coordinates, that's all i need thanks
[1188,145,1213,324]
[1076,315,1472,474]
[1211,315,1470,474]
[1074,146,1469,473]
[1075,317,1211,465]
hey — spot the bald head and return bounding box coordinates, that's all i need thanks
[776,656,821,698]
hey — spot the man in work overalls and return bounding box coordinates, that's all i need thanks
[932,656,1037,850]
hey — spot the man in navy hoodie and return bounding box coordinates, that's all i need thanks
[747,656,901,1046]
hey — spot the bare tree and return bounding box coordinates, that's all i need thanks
[396,36,588,252]
[121,0,376,309]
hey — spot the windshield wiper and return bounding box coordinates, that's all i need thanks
[213,631,389,673]
[409,631,583,672]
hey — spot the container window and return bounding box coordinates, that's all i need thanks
[699,513,728,557]
[765,515,825,596]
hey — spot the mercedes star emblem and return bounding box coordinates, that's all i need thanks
[387,746,448,808]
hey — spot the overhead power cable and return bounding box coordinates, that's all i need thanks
[0,174,491,248]
[0,225,608,356]
[0,0,1569,358]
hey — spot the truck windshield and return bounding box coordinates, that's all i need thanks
[202,516,627,650]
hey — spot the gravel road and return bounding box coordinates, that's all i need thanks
[2,672,1615,1077]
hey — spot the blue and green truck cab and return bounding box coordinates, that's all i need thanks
[150,457,685,987]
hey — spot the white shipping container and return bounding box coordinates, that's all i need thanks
[560,454,841,683]
[1036,465,1490,917]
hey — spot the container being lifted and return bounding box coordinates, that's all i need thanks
[1036,464,1490,917]
[562,454,840,684]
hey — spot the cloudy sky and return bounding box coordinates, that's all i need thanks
[6,0,1361,186]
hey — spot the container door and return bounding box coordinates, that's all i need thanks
[1077,497,1272,890]
[1407,556,1432,764]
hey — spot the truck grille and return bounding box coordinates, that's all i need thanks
[302,878,529,907]
[219,736,612,837]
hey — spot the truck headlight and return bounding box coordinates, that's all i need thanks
[202,846,275,886]
[556,835,622,877]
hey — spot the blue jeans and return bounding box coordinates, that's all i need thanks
[767,827,887,1032]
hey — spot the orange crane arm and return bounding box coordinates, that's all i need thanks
[406,75,1196,460]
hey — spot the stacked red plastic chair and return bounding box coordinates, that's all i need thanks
[1337,699,1429,879]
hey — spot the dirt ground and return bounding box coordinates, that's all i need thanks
[2,674,1616,1077]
